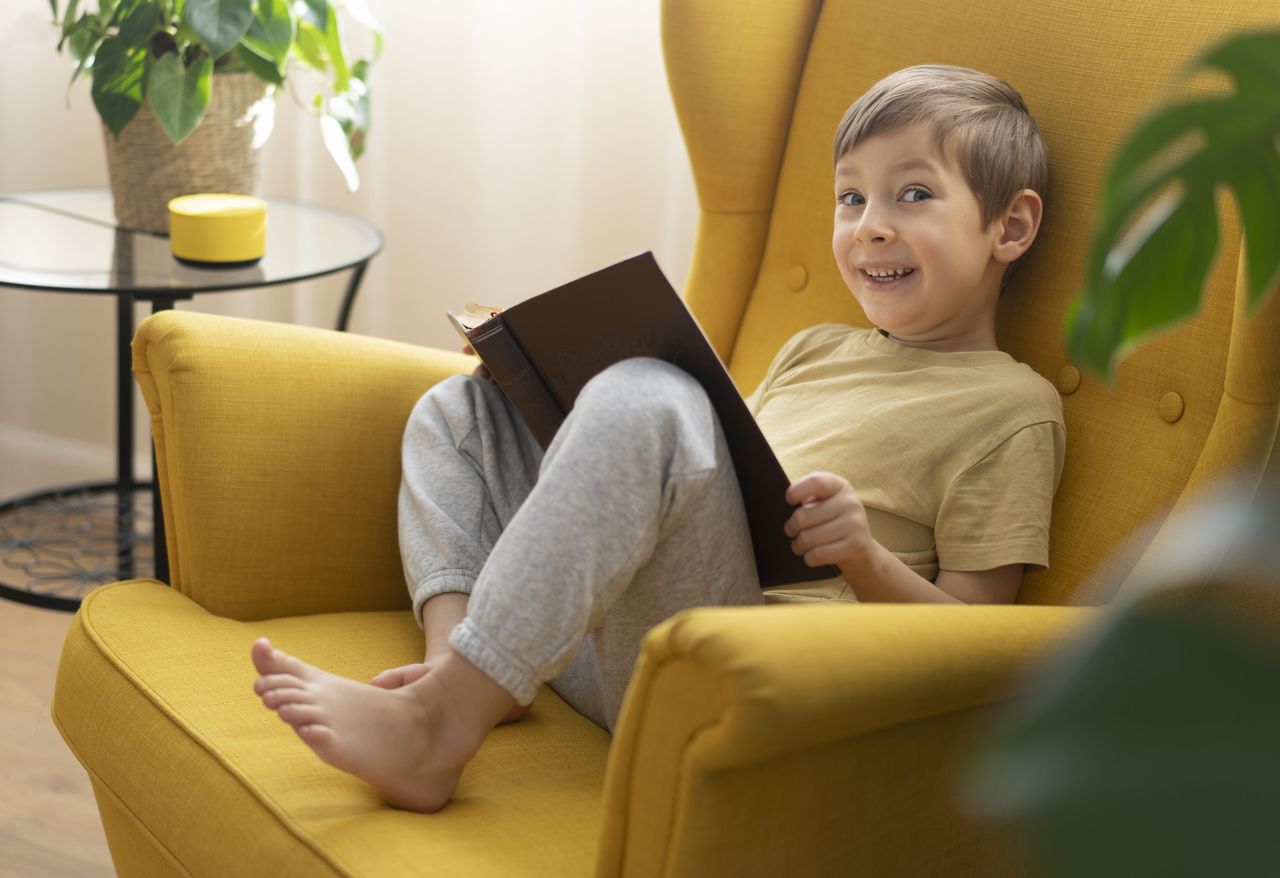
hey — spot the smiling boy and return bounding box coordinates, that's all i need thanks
[758,64,1064,607]
[250,64,1066,813]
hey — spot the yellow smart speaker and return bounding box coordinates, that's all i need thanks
[168,194,267,267]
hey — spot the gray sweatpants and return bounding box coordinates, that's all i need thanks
[398,358,762,731]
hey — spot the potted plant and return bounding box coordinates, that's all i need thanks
[51,0,381,233]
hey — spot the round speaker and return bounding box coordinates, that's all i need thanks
[168,194,267,268]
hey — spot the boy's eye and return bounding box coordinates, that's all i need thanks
[902,186,932,203]
[838,191,865,207]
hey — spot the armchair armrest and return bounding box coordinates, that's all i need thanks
[598,602,1095,877]
[133,310,473,620]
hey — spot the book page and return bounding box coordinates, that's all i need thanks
[451,301,504,333]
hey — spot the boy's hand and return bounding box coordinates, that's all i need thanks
[461,343,494,383]
[784,471,878,579]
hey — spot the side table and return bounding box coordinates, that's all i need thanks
[0,188,383,610]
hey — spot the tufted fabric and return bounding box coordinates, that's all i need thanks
[666,0,1280,606]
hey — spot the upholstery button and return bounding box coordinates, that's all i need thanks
[1056,365,1081,395]
[1159,391,1185,423]
[787,264,808,291]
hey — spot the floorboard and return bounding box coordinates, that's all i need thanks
[0,599,114,877]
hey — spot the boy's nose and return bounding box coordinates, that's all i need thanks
[854,205,895,244]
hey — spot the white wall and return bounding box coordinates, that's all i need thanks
[0,1,698,495]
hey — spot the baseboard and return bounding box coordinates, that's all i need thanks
[0,424,152,498]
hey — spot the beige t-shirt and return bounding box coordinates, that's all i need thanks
[747,325,1065,603]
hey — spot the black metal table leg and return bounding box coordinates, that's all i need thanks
[116,294,136,582]
[149,298,174,585]
[335,259,369,331]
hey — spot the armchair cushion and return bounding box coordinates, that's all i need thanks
[55,580,609,877]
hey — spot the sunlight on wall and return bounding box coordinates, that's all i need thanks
[0,1,698,494]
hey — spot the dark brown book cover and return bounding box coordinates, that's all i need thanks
[448,251,839,588]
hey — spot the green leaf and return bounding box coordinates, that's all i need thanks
[59,0,78,29]
[117,1,162,48]
[1204,29,1280,97]
[295,0,329,30]
[63,12,102,60]
[1120,187,1218,340]
[1066,29,1280,379]
[1070,183,1220,375]
[57,0,83,49]
[967,597,1280,877]
[97,0,124,30]
[91,35,147,136]
[293,20,327,73]
[184,0,254,60]
[320,2,349,93]
[328,73,368,160]
[233,42,283,85]
[1222,140,1280,310]
[242,0,292,70]
[320,112,359,191]
[64,14,107,89]
[148,53,213,144]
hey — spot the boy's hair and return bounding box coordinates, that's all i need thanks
[834,65,1048,229]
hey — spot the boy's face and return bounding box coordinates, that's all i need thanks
[832,123,1009,351]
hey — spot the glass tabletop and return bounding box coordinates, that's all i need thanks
[0,188,383,299]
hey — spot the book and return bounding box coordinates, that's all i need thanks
[448,251,839,588]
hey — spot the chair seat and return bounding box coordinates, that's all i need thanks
[53,581,609,877]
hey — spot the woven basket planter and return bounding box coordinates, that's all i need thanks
[102,73,276,235]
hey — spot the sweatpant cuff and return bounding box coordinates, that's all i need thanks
[449,618,540,705]
[410,570,478,627]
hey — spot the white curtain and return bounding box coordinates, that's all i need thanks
[0,1,698,494]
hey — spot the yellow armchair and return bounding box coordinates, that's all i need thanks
[54,0,1278,875]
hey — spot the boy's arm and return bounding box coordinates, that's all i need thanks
[785,472,1023,604]
[858,546,1023,603]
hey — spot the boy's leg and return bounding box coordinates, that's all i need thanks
[252,358,761,812]
[397,374,544,624]
[452,357,762,731]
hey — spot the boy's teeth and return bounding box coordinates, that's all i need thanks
[865,268,913,279]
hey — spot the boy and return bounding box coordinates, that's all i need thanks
[251,64,1065,813]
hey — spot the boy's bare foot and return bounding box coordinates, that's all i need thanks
[369,660,433,689]
[371,661,533,724]
[251,638,514,812]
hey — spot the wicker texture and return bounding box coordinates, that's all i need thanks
[103,72,276,234]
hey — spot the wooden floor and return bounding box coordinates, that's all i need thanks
[0,599,114,877]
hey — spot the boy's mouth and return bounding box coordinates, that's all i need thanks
[860,267,916,286]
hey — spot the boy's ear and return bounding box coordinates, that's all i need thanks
[992,189,1043,264]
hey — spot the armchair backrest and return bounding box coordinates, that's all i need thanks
[664,0,1280,605]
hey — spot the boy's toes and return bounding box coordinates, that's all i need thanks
[254,673,304,696]
[295,723,336,753]
[261,687,311,709]
[251,638,283,675]
[277,703,326,728]
[251,638,312,679]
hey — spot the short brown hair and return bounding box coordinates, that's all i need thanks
[834,65,1048,229]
